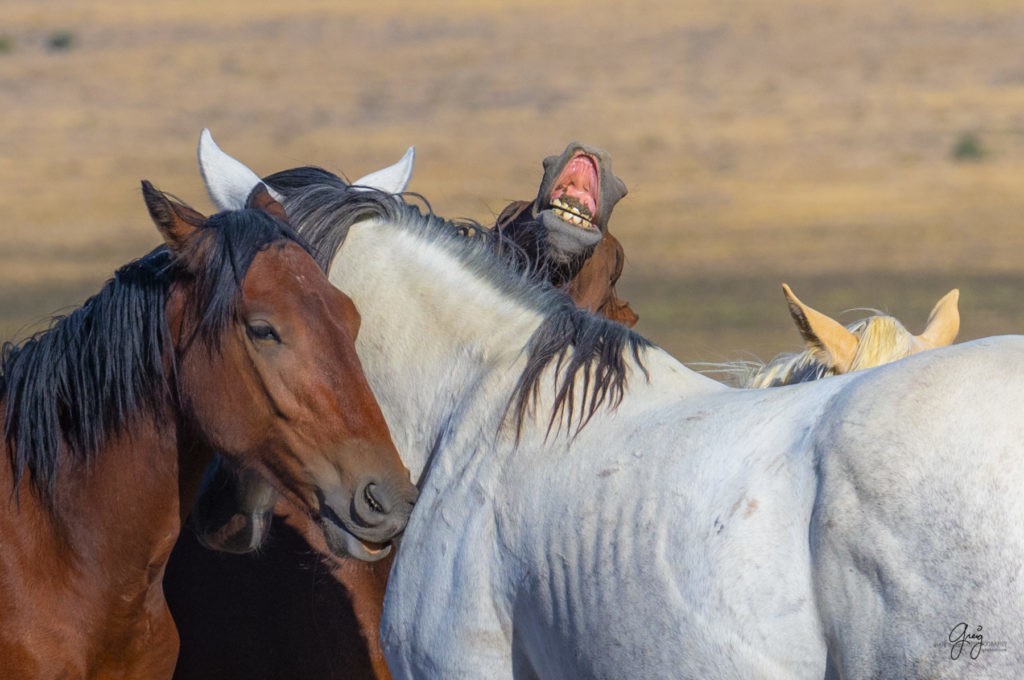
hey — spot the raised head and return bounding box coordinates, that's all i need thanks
[143,181,416,560]
[533,142,627,262]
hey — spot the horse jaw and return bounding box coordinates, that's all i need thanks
[198,129,415,210]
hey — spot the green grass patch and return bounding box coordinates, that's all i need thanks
[951,131,985,162]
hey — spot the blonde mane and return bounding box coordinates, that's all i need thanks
[745,314,917,388]
[703,285,960,388]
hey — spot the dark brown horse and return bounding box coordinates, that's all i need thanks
[166,143,638,680]
[0,183,416,679]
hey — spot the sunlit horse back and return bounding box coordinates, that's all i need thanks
[0,183,415,679]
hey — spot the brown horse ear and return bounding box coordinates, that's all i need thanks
[142,180,207,251]
[916,288,960,349]
[246,184,289,223]
[782,283,858,374]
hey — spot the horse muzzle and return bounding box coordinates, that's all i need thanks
[318,478,418,562]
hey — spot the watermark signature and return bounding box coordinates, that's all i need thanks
[943,623,1009,660]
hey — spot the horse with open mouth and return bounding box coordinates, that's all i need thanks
[196,131,1024,679]
[0,182,416,679]
[484,141,638,327]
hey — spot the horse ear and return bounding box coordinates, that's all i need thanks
[198,128,284,210]
[916,288,960,349]
[142,180,206,251]
[246,184,289,223]
[782,284,858,374]
[351,146,415,193]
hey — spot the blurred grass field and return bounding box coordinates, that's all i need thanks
[2,0,1024,365]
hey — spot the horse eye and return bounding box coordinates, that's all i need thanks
[247,322,281,344]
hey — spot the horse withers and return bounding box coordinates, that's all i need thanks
[0,183,415,678]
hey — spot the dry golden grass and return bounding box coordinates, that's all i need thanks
[3,0,1024,363]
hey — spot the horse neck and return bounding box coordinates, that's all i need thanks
[328,220,545,480]
[327,220,724,479]
[0,403,182,635]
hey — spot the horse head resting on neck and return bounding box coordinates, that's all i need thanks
[187,130,650,559]
[152,183,416,560]
[0,182,415,675]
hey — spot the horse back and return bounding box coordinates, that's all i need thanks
[810,335,1024,679]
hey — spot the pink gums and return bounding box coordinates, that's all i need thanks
[549,153,600,218]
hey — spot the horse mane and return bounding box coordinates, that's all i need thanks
[263,168,651,435]
[262,166,550,280]
[710,313,917,388]
[1,203,306,500]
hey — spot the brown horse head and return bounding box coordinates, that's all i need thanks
[143,182,416,561]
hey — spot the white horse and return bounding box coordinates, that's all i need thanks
[198,130,1024,680]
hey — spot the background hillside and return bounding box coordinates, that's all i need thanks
[3,0,1024,365]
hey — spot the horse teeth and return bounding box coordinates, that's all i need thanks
[551,205,595,229]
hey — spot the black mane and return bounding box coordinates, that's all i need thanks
[1,205,305,499]
[263,168,650,435]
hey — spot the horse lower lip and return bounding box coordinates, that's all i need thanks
[360,539,388,555]
[321,504,392,552]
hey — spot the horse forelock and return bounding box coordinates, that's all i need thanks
[847,315,916,372]
[262,168,651,437]
[0,207,304,501]
[186,207,311,346]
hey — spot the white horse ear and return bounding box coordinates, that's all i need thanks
[916,288,960,349]
[782,284,859,374]
[351,147,415,194]
[197,128,283,211]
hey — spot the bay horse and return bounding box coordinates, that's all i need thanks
[200,130,1024,680]
[718,284,961,387]
[0,182,416,679]
[168,150,420,680]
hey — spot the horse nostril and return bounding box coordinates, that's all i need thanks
[364,483,386,515]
